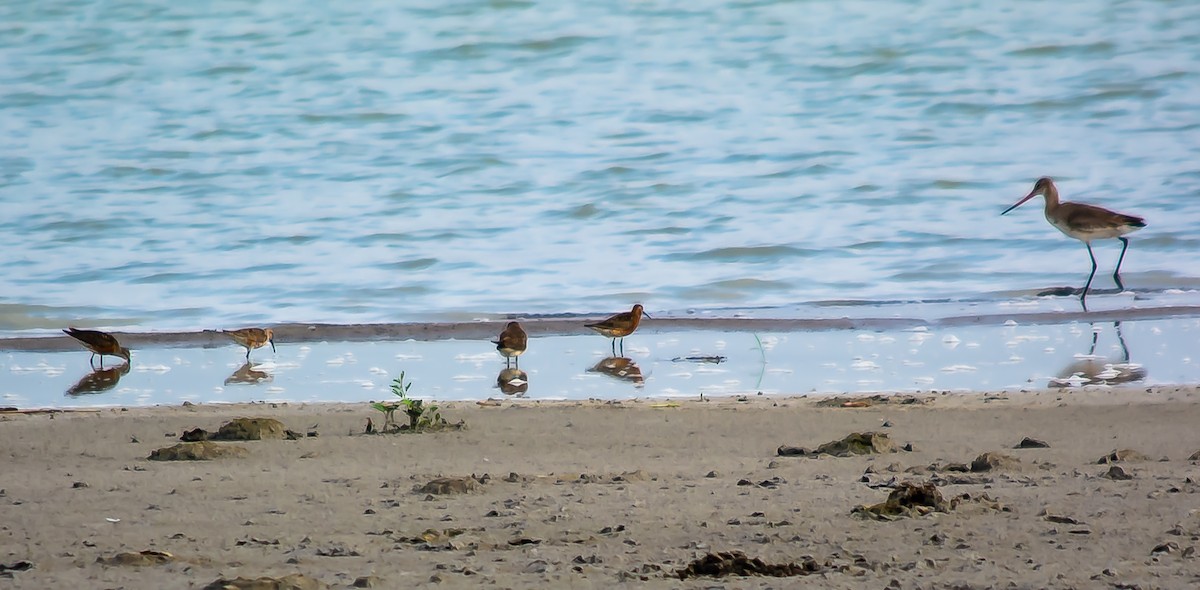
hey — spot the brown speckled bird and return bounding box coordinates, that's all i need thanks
[62,327,131,368]
[221,327,276,360]
[491,321,528,368]
[585,304,649,355]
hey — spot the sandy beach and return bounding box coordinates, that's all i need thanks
[3,386,1200,589]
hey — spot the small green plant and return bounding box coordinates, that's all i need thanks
[370,371,446,432]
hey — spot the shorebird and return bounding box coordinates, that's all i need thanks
[221,327,276,359]
[585,304,649,355]
[1002,177,1145,307]
[62,328,131,368]
[492,321,527,368]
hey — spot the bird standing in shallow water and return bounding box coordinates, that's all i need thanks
[585,304,649,355]
[492,321,528,368]
[62,327,131,368]
[221,327,276,360]
[1002,177,1145,308]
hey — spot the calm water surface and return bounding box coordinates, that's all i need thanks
[1,0,1200,335]
[4,319,1197,408]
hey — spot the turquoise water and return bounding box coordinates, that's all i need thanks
[2,0,1200,335]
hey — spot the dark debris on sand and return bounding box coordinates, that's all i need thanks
[676,550,826,579]
[0,561,34,577]
[180,417,303,441]
[853,481,1007,521]
[413,475,484,495]
[148,441,249,461]
[778,431,904,458]
[1014,436,1051,449]
[1098,449,1151,464]
[96,550,175,567]
[201,574,323,590]
[813,394,927,408]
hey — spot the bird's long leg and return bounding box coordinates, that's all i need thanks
[90,353,98,368]
[1080,242,1098,308]
[1114,321,1130,362]
[1113,237,1130,292]
[1087,323,1098,356]
[610,338,616,356]
[245,347,251,360]
[619,338,625,357]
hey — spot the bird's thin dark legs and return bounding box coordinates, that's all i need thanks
[1080,242,1098,310]
[1113,237,1131,292]
[1114,321,1130,362]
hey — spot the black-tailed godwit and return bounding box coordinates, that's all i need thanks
[1002,177,1145,307]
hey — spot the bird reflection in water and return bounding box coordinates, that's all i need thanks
[224,362,273,386]
[496,367,529,396]
[588,357,645,388]
[1050,321,1146,388]
[65,363,131,396]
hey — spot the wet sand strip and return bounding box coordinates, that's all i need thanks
[3,305,1199,352]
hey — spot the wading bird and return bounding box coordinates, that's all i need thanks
[221,327,276,360]
[585,304,649,355]
[62,327,131,368]
[1002,177,1145,308]
[492,321,528,368]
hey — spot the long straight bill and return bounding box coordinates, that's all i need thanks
[1001,192,1037,216]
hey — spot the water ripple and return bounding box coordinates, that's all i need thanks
[0,0,1197,334]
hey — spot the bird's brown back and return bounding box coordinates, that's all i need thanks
[1060,202,1146,232]
[223,327,270,349]
[63,328,122,355]
[494,322,528,353]
[585,306,644,338]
